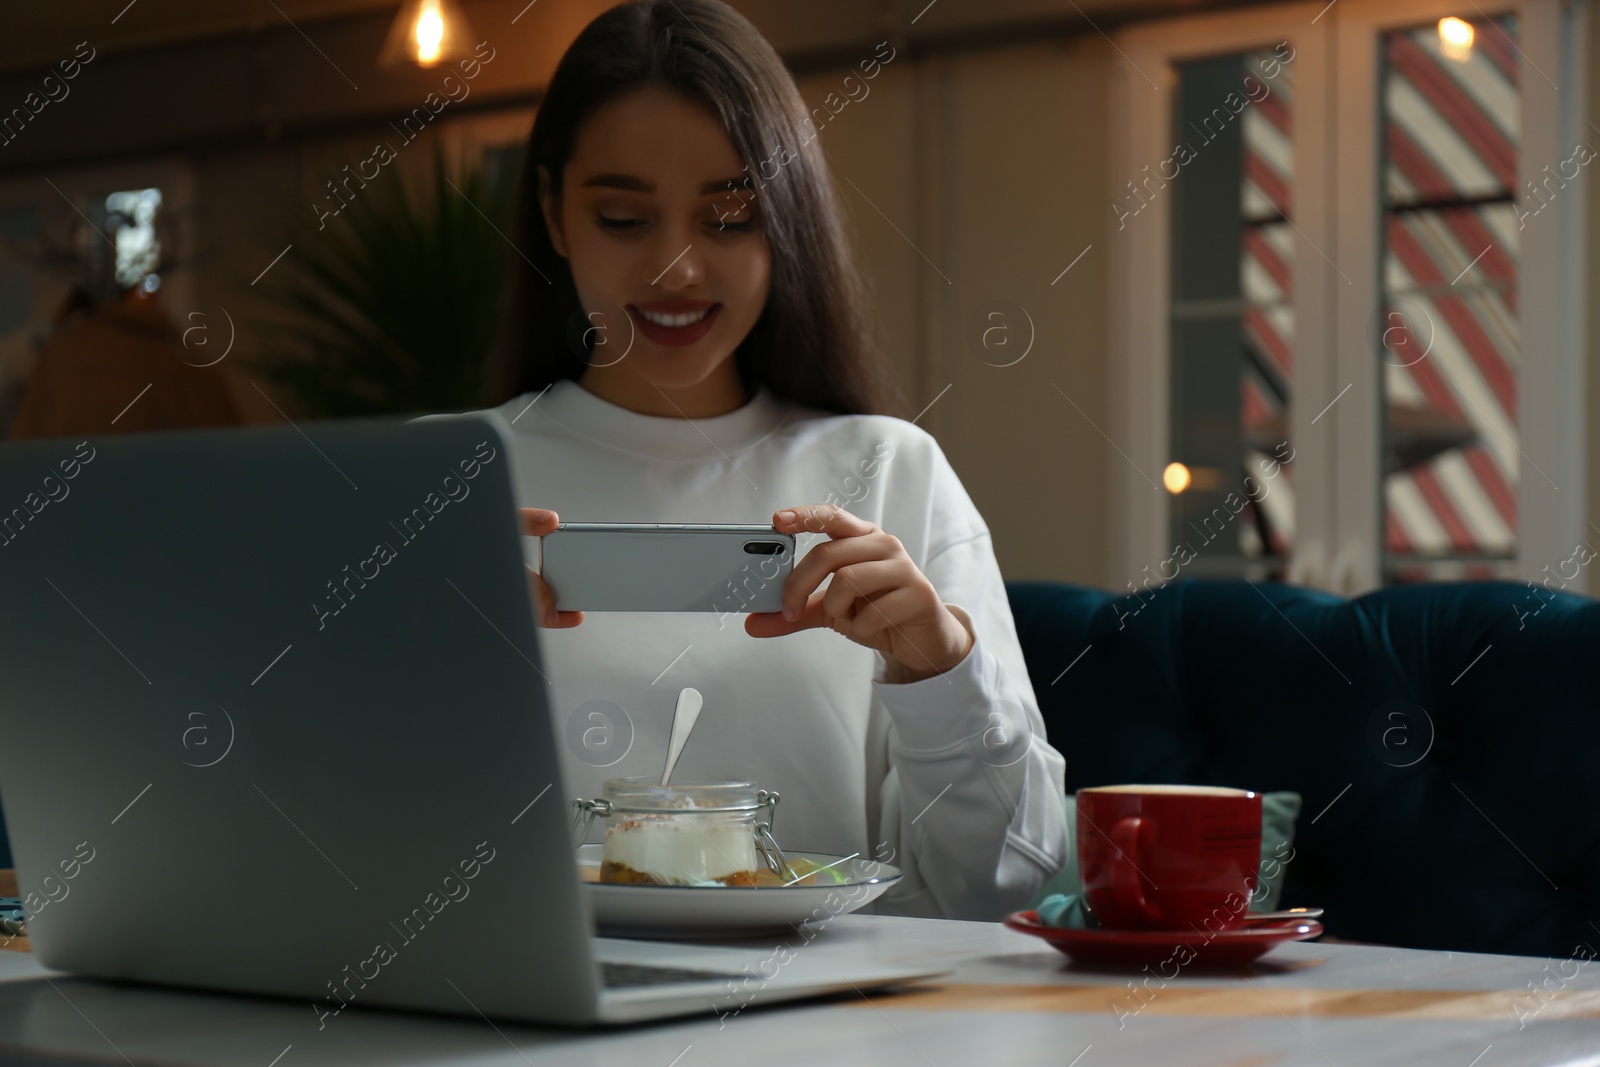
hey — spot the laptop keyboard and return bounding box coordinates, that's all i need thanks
[600,961,745,988]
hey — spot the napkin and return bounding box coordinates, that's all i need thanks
[1035,892,1098,929]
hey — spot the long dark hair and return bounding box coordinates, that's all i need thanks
[495,0,899,417]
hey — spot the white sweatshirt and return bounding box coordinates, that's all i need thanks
[425,379,1068,920]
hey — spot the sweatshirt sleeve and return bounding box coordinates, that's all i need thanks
[867,446,1071,921]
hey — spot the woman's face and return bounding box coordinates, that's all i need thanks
[541,87,771,408]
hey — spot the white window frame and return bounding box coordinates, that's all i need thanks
[1108,0,1587,594]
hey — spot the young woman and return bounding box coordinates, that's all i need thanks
[476,0,1066,920]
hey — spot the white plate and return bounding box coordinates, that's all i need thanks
[577,844,901,938]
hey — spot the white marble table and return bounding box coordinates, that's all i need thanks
[0,914,1596,1066]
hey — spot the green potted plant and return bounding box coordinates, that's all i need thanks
[249,148,518,418]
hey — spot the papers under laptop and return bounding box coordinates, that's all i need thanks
[0,416,945,1026]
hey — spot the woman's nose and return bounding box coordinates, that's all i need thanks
[648,226,705,290]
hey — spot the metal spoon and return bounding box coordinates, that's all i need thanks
[661,687,703,787]
[1247,906,1324,922]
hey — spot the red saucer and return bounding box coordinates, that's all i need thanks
[1003,910,1324,967]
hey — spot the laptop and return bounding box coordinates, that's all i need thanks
[0,414,941,1026]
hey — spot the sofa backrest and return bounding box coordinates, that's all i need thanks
[1006,577,1598,959]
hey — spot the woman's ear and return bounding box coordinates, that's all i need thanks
[538,165,568,259]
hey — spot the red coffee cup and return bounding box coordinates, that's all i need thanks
[1077,784,1261,932]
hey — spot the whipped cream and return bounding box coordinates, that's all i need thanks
[602,817,759,885]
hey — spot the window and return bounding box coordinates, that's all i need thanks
[1379,17,1520,582]
[1110,0,1584,594]
[1166,47,1300,578]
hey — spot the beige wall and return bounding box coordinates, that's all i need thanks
[795,40,1114,586]
[1589,5,1600,553]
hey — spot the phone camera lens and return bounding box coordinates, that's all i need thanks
[743,541,783,555]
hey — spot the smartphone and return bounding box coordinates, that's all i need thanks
[538,522,796,613]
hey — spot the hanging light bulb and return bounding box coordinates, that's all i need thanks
[1438,17,1475,62]
[379,0,475,69]
[415,1,445,64]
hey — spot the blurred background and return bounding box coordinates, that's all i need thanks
[0,0,1594,595]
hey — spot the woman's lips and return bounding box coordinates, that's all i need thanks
[628,304,720,347]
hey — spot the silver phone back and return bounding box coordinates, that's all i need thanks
[541,524,795,613]
[0,414,604,1026]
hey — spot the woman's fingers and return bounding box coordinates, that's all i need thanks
[526,566,584,628]
[519,507,560,538]
[782,533,902,619]
[819,559,918,621]
[517,507,581,627]
[772,503,877,539]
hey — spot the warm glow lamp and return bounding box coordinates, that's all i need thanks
[1163,462,1192,495]
[380,0,475,68]
[1438,17,1474,62]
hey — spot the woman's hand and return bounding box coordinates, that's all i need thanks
[519,508,584,629]
[745,504,974,682]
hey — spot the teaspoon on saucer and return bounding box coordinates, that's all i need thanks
[1247,906,1324,922]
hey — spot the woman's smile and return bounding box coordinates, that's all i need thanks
[629,301,722,347]
[627,303,723,347]
[632,299,716,326]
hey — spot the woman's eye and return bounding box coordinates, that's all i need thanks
[708,203,756,232]
[593,212,753,234]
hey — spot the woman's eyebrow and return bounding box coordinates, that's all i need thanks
[578,173,752,196]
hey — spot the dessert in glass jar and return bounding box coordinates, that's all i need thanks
[571,777,794,887]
